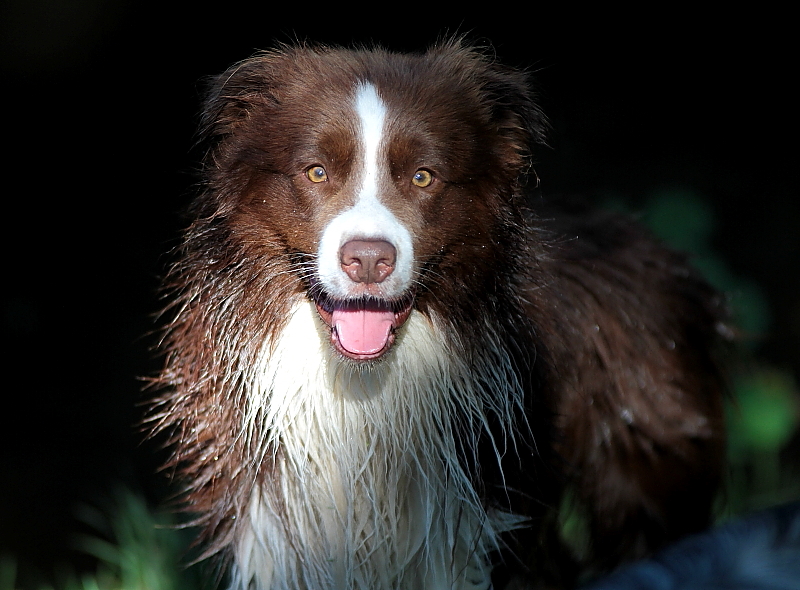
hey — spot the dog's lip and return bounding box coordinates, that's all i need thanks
[313,292,415,361]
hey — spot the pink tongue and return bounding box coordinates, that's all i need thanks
[332,308,395,355]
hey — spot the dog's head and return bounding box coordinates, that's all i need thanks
[195,42,546,361]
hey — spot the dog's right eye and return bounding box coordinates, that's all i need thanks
[411,169,434,188]
[306,166,328,183]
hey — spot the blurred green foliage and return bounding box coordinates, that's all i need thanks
[1,491,216,590]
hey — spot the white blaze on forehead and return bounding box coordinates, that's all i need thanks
[316,83,414,299]
[357,83,385,199]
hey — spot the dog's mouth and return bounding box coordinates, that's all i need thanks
[313,292,415,361]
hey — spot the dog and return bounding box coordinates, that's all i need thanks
[151,41,728,589]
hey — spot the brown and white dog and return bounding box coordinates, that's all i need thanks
[152,42,727,589]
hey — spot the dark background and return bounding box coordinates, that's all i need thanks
[1,3,796,583]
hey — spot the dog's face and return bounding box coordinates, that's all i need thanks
[200,44,543,360]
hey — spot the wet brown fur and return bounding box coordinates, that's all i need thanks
[151,41,727,587]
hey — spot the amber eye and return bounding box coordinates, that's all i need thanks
[306,166,328,183]
[411,169,434,188]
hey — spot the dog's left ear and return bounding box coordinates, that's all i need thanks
[475,61,548,190]
[483,63,548,150]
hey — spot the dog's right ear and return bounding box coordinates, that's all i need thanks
[198,51,287,153]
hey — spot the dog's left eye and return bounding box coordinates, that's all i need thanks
[306,166,328,183]
[411,169,434,188]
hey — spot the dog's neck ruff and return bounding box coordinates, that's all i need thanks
[234,299,525,590]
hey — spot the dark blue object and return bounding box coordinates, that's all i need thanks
[585,502,800,590]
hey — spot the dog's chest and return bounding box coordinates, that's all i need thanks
[232,301,519,589]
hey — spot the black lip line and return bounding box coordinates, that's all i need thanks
[308,284,416,317]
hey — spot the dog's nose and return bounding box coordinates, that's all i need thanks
[340,240,396,284]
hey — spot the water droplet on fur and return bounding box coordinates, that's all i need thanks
[621,408,634,424]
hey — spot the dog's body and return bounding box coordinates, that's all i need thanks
[153,43,727,589]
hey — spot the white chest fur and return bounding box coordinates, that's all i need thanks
[232,300,524,589]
